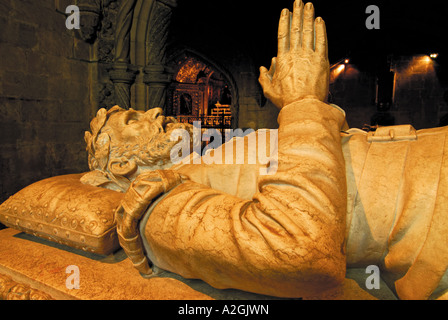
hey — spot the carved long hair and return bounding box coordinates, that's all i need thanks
[83,105,194,191]
[84,105,122,173]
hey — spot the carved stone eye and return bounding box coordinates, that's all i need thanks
[124,112,141,125]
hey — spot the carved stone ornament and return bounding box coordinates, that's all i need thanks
[108,63,139,109]
[76,1,102,43]
[0,274,53,300]
[114,0,138,64]
[143,64,173,110]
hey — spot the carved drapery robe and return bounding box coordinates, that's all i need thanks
[131,98,348,298]
[118,98,448,299]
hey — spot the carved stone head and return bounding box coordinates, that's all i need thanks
[81,105,194,192]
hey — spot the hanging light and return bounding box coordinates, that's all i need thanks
[430,53,439,59]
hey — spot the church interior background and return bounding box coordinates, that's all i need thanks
[0,0,447,228]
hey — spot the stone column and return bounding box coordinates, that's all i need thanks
[110,0,138,109]
[143,64,172,110]
[109,63,138,109]
[143,0,177,111]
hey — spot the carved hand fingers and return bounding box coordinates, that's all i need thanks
[259,57,282,108]
[277,1,327,57]
[315,17,328,59]
[290,0,304,52]
[277,8,291,56]
[259,1,330,108]
[301,2,315,52]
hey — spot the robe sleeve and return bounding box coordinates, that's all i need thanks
[142,98,348,298]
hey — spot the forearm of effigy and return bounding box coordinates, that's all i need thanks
[143,98,348,298]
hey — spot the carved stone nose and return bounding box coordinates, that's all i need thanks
[144,108,163,120]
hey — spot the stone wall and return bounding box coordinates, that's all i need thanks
[330,57,448,130]
[207,49,279,130]
[330,64,378,129]
[392,55,448,129]
[0,0,93,217]
[232,56,280,130]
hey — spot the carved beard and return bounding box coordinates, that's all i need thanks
[133,122,191,168]
[108,120,193,175]
[81,119,194,192]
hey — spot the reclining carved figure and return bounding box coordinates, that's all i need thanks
[2,1,448,300]
[79,1,448,299]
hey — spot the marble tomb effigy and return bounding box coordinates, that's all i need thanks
[1,1,448,300]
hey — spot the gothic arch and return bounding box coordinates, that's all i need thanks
[166,48,240,128]
[80,0,240,126]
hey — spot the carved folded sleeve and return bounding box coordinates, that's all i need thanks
[140,99,348,298]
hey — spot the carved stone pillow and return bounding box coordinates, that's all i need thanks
[0,174,124,255]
